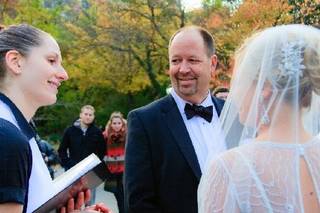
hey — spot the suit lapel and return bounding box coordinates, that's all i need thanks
[161,96,201,180]
[211,96,224,116]
[211,96,240,149]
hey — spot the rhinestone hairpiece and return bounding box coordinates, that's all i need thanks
[278,40,305,79]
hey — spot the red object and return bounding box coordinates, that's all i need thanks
[103,131,126,174]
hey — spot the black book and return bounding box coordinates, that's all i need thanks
[33,154,107,213]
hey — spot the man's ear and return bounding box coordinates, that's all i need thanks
[5,50,23,75]
[210,55,218,77]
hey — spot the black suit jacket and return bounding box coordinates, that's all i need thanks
[124,94,224,213]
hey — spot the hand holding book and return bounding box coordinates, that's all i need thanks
[33,154,108,213]
[59,189,90,213]
[60,192,112,213]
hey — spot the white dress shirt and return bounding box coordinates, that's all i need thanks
[170,90,226,173]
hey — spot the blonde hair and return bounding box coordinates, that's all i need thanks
[234,25,320,107]
[105,111,126,133]
[81,105,95,113]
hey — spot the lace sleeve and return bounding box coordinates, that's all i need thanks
[198,157,239,213]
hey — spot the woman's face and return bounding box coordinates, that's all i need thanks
[111,117,123,132]
[18,34,68,107]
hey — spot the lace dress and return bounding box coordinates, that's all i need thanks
[198,137,320,213]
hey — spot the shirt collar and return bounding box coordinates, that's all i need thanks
[170,89,213,116]
[0,92,36,140]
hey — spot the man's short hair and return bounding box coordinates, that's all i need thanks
[212,87,229,96]
[168,25,216,57]
[81,105,95,113]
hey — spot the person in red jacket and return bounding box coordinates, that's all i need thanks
[103,112,126,213]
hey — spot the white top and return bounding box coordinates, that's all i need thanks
[198,138,320,213]
[0,100,54,212]
[170,90,226,172]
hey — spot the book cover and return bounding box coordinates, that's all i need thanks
[33,154,107,213]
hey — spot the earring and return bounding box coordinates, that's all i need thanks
[259,96,270,125]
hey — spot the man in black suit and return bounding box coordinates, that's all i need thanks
[124,26,226,213]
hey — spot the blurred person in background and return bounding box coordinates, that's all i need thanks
[212,86,229,100]
[58,104,106,205]
[37,137,59,179]
[30,119,60,179]
[103,112,127,213]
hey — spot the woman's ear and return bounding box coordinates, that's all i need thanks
[5,50,23,75]
[262,84,273,100]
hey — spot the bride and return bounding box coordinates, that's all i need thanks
[198,24,320,212]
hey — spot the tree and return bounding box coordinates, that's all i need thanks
[1,0,64,38]
[62,0,188,98]
[202,0,292,87]
[0,0,18,23]
[288,0,320,25]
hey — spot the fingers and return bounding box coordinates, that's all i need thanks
[84,189,91,204]
[75,191,84,210]
[94,202,112,213]
[67,198,75,212]
[83,203,111,213]
[60,206,66,213]
[60,190,90,213]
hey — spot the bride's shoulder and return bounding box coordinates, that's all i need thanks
[208,144,248,169]
[222,140,257,159]
[205,142,255,172]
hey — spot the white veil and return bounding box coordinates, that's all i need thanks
[199,25,320,213]
[220,24,320,147]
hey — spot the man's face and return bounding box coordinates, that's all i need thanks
[168,30,217,104]
[215,92,229,100]
[80,108,95,126]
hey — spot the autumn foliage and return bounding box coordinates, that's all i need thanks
[0,0,317,138]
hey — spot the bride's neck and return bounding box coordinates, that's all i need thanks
[256,107,312,144]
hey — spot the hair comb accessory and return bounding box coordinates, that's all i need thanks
[278,40,306,79]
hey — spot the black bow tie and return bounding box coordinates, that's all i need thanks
[184,103,213,122]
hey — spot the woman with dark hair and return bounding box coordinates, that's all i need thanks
[0,24,110,213]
